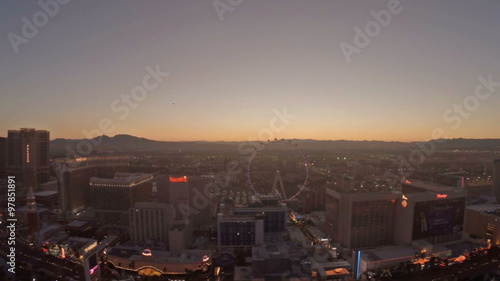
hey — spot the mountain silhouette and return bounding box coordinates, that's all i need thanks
[49,134,500,154]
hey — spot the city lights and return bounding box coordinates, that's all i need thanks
[2,2,500,280]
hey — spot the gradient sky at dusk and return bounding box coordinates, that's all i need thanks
[1,0,499,141]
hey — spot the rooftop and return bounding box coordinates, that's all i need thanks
[17,206,49,214]
[361,242,475,264]
[253,240,305,261]
[60,237,96,252]
[446,241,487,256]
[404,179,456,192]
[107,246,211,264]
[467,204,500,217]
[308,226,327,239]
[363,246,417,262]
[287,227,309,245]
[36,223,63,237]
[46,231,70,245]
[90,172,152,186]
[34,190,58,197]
[234,266,253,281]
[66,220,91,228]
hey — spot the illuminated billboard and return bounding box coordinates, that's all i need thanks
[412,197,465,242]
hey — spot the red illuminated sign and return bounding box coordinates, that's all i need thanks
[169,176,188,183]
[405,180,411,184]
[401,195,408,208]
[436,194,448,199]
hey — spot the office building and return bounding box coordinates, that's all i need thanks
[230,207,286,233]
[216,193,288,249]
[394,180,467,245]
[168,176,189,206]
[90,172,153,225]
[33,189,59,209]
[167,175,213,227]
[130,202,174,244]
[90,172,153,210]
[394,191,466,245]
[217,213,264,248]
[222,193,287,233]
[464,204,500,245]
[325,187,399,249]
[53,156,130,217]
[326,179,468,250]
[6,128,50,190]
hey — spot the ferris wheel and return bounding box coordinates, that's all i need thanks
[246,139,310,200]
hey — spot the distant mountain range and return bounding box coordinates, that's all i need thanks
[50,134,234,154]
[49,134,500,154]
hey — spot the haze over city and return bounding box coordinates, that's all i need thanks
[1,0,500,142]
[2,1,500,281]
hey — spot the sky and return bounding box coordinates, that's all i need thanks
[1,0,499,142]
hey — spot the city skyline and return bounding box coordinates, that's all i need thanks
[1,1,500,142]
[3,2,500,280]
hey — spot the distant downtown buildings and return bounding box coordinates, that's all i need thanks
[4,127,500,279]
